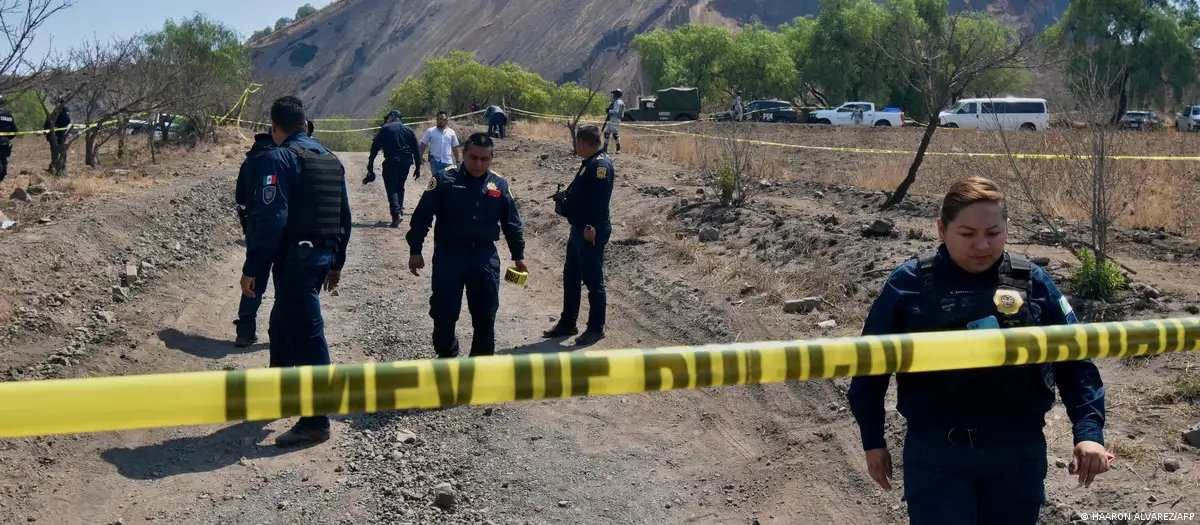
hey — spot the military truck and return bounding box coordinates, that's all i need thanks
[622,87,701,122]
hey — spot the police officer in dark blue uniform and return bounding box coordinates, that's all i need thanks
[486,105,507,139]
[232,131,279,347]
[543,125,613,346]
[241,96,353,447]
[366,109,421,228]
[0,95,17,184]
[406,132,526,358]
[847,177,1110,525]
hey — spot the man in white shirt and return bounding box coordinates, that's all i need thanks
[419,111,461,177]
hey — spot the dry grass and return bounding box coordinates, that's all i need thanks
[1106,434,1154,465]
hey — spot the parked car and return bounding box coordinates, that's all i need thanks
[1175,105,1200,131]
[1118,110,1162,131]
[808,102,905,127]
[938,97,1049,131]
[622,87,702,122]
[714,99,800,123]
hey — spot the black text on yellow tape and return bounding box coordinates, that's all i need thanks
[1,318,1197,438]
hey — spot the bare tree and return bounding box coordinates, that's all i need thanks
[0,0,73,94]
[712,124,759,207]
[565,65,609,156]
[875,10,1033,209]
[993,49,1145,270]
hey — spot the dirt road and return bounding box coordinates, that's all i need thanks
[0,127,1196,524]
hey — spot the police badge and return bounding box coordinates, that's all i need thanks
[425,176,438,192]
[596,166,607,179]
[993,288,1024,315]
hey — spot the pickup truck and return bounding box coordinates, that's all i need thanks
[808,102,905,127]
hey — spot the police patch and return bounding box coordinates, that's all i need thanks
[425,176,438,192]
[994,288,1024,315]
[262,186,277,205]
[596,167,607,179]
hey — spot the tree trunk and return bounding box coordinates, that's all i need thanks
[85,130,98,167]
[882,116,938,209]
[48,137,68,176]
[117,120,127,160]
[1109,70,1130,126]
[148,127,157,165]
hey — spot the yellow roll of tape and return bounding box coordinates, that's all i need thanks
[504,267,528,286]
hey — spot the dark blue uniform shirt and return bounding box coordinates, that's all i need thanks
[405,165,525,260]
[369,121,421,168]
[847,247,1105,451]
[235,133,277,226]
[566,150,614,232]
[243,132,352,278]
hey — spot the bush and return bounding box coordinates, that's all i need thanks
[314,115,373,152]
[714,157,737,205]
[1072,248,1126,301]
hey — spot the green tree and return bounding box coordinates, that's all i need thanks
[274,17,291,31]
[7,90,47,131]
[723,23,798,101]
[778,16,824,105]
[632,24,734,103]
[803,0,897,105]
[877,0,1031,208]
[1044,0,1200,121]
[248,26,273,42]
[295,4,318,20]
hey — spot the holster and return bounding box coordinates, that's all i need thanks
[285,240,315,262]
[550,183,569,217]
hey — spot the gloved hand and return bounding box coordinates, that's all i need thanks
[362,170,376,184]
[413,168,421,181]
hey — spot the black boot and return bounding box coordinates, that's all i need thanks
[574,330,606,346]
[390,216,401,228]
[233,320,257,348]
[542,322,579,339]
[274,422,330,447]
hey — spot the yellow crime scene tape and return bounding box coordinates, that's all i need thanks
[508,106,1200,162]
[1,317,1197,439]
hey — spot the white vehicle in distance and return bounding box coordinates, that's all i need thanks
[1174,104,1200,131]
[808,102,905,127]
[938,97,1049,131]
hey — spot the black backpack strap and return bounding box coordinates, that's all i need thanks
[916,249,939,294]
[999,252,1033,294]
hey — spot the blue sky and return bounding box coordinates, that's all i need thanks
[26,0,322,59]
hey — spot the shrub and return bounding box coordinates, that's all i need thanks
[1072,247,1125,301]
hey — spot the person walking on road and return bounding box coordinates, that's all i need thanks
[419,111,461,178]
[366,109,421,228]
[0,96,18,184]
[543,125,613,346]
[232,131,279,347]
[602,89,625,154]
[406,132,526,358]
[847,177,1110,524]
[241,95,353,447]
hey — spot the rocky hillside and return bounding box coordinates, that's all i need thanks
[250,0,1068,117]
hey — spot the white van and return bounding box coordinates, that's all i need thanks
[938,97,1050,131]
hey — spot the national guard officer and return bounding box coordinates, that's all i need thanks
[0,95,17,184]
[543,125,612,346]
[602,89,625,154]
[232,131,278,347]
[241,95,353,447]
[847,177,1110,524]
[486,105,507,139]
[732,90,744,122]
[406,132,526,358]
[366,109,421,228]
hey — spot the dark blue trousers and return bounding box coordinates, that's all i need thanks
[429,244,500,358]
[268,247,335,429]
[902,426,1047,525]
[382,159,410,220]
[235,264,271,327]
[488,115,507,139]
[560,227,607,332]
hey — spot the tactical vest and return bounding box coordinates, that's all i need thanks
[282,142,346,242]
[909,250,1055,407]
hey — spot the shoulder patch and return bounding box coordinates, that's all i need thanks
[596,166,607,179]
[264,174,278,186]
[262,186,277,205]
[425,176,438,192]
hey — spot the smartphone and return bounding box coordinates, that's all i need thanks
[967,316,1000,330]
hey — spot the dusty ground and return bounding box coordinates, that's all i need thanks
[0,122,1197,525]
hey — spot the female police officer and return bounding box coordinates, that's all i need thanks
[847,177,1110,524]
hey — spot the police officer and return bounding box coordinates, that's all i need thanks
[232,130,279,347]
[847,177,1109,524]
[486,105,507,139]
[543,125,612,346]
[241,96,352,447]
[732,90,744,122]
[602,89,625,154]
[366,109,421,228]
[406,132,526,358]
[0,95,17,184]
